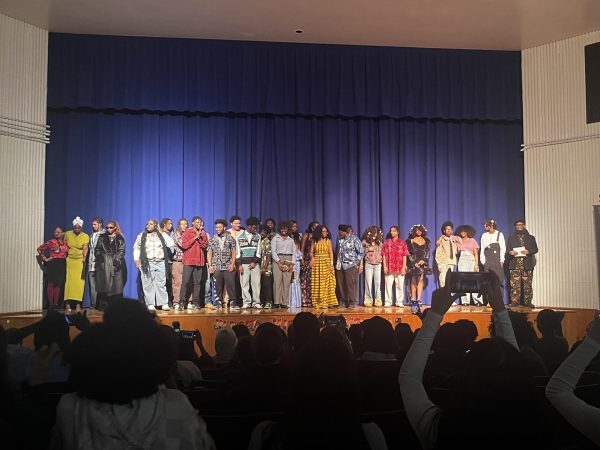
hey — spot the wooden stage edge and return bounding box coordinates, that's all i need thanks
[1,306,595,355]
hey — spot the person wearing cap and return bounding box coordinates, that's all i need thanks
[236,216,262,309]
[64,216,90,312]
[456,224,482,306]
[480,218,506,300]
[335,224,365,309]
[506,219,538,308]
[179,216,209,310]
[435,221,460,289]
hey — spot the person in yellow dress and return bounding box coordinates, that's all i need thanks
[64,216,90,311]
[310,225,338,309]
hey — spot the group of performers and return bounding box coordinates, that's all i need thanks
[36,215,538,311]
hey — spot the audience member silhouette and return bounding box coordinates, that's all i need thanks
[249,336,387,449]
[546,315,600,446]
[399,271,546,449]
[490,309,548,376]
[52,301,215,449]
[535,309,569,373]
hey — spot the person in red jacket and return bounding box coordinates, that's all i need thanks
[179,216,209,310]
[37,226,69,308]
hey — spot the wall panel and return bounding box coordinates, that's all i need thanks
[522,30,600,309]
[0,13,48,313]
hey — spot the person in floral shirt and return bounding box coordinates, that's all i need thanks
[381,226,409,307]
[259,225,274,308]
[207,219,237,310]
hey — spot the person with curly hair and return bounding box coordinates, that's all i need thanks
[455,224,481,306]
[406,225,432,306]
[310,225,338,309]
[382,226,409,307]
[300,221,320,307]
[361,226,384,307]
[271,221,295,308]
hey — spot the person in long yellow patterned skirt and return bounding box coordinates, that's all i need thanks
[310,225,337,309]
[64,216,90,311]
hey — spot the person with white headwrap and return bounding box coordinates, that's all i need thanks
[64,216,90,311]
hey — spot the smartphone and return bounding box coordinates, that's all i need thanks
[410,301,420,315]
[180,330,199,340]
[447,272,491,294]
[64,315,75,326]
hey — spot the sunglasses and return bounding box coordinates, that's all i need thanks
[106,226,115,230]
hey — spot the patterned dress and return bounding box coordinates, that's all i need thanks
[299,234,313,307]
[310,240,338,308]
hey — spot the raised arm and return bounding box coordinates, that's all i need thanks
[546,318,600,445]
[398,277,459,449]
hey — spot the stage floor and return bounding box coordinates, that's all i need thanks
[1,305,594,354]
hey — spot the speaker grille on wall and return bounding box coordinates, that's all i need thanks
[585,42,600,124]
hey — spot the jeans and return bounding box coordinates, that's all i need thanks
[240,263,261,306]
[140,261,168,307]
[364,263,382,303]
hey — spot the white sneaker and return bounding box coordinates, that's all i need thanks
[187,303,195,310]
[241,305,252,309]
[161,305,170,311]
[147,305,156,311]
[253,304,263,309]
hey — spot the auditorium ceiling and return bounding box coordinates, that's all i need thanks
[1,0,600,50]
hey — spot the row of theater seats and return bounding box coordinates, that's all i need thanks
[20,369,600,450]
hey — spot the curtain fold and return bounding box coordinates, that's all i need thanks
[46,110,524,301]
[48,34,522,120]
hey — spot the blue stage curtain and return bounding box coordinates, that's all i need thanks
[48,34,522,121]
[46,34,524,303]
[46,110,524,301]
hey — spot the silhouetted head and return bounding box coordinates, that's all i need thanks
[290,312,320,351]
[361,316,398,357]
[253,323,285,366]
